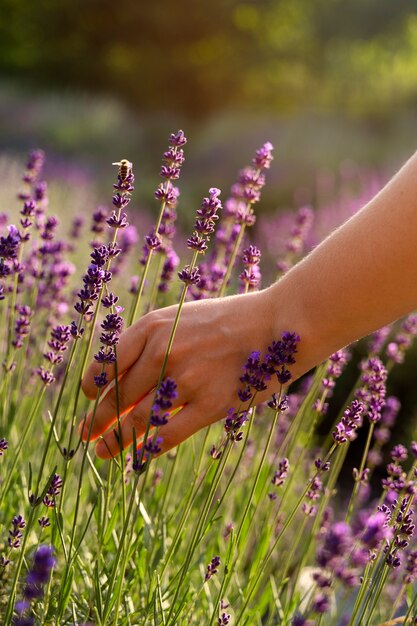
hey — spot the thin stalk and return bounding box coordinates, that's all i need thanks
[146,252,165,313]
[101,472,141,623]
[0,386,45,506]
[218,224,246,297]
[345,421,375,523]
[3,506,36,624]
[165,442,234,624]
[235,401,281,546]
[128,181,170,326]
[234,444,337,623]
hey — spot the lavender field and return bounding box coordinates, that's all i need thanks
[1,136,417,626]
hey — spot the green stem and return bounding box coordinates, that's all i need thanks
[345,421,375,523]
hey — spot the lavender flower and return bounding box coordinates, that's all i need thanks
[187,188,222,253]
[239,244,261,292]
[8,515,26,549]
[42,473,63,508]
[150,378,178,427]
[12,305,32,349]
[218,612,231,625]
[0,437,8,456]
[238,332,300,403]
[272,458,290,487]
[386,313,417,364]
[140,132,186,265]
[361,511,392,549]
[14,545,55,624]
[178,265,200,286]
[205,555,221,581]
[355,357,387,423]
[38,324,72,385]
[332,400,365,444]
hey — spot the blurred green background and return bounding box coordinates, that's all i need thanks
[1,0,417,205]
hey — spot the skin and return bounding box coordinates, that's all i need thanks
[81,150,417,458]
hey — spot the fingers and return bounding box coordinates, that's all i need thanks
[81,321,147,400]
[95,390,157,458]
[96,403,212,459]
[81,358,159,442]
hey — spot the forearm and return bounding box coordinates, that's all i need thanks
[266,150,417,376]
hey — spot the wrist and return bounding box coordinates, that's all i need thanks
[263,276,325,381]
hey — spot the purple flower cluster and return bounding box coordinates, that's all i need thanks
[90,206,108,246]
[272,458,290,487]
[269,457,289,500]
[239,245,261,292]
[277,206,314,275]
[14,545,56,625]
[368,395,401,468]
[224,409,250,442]
[107,160,134,230]
[149,378,178,427]
[38,324,72,385]
[218,612,231,625]
[303,475,323,517]
[190,142,272,300]
[8,514,26,550]
[0,225,21,297]
[205,555,221,581]
[382,497,415,568]
[355,357,387,423]
[313,349,350,415]
[74,251,111,318]
[141,131,186,264]
[316,521,359,587]
[0,437,8,456]
[42,473,63,508]
[12,305,32,349]
[238,331,300,403]
[386,313,417,364]
[94,311,124,371]
[186,188,222,254]
[332,399,365,444]
[19,150,45,191]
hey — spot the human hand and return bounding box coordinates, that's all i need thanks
[81,288,284,458]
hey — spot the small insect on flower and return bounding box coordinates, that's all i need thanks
[112,159,132,181]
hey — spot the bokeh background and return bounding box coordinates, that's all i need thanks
[2,0,417,202]
[2,0,417,471]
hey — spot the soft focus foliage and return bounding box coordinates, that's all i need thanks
[1,0,417,119]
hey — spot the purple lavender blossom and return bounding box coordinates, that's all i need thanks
[224,409,249,442]
[187,188,222,254]
[150,378,178,427]
[386,313,417,363]
[159,248,180,293]
[0,437,8,456]
[8,515,26,549]
[317,521,352,567]
[144,436,163,456]
[361,511,392,549]
[238,332,300,403]
[239,245,261,292]
[42,473,63,508]
[177,265,200,286]
[14,545,55,624]
[332,399,365,444]
[355,357,387,423]
[91,206,108,236]
[272,458,289,487]
[205,555,221,581]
